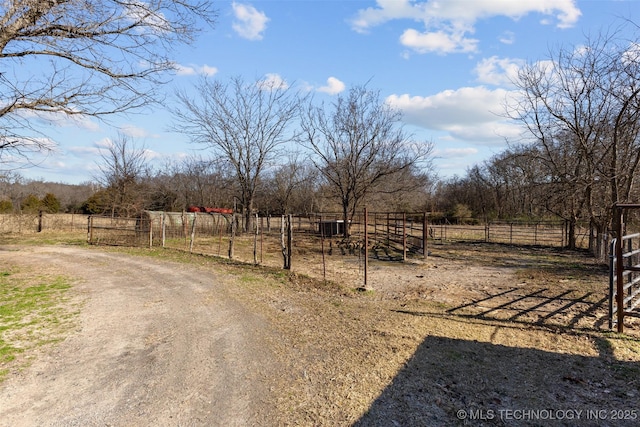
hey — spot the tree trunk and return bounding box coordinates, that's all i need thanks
[567,217,577,250]
[342,203,350,238]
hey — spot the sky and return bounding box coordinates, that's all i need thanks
[7,0,640,185]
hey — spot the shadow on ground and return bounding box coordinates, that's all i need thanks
[445,286,610,331]
[355,288,640,426]
[354,334,640,426]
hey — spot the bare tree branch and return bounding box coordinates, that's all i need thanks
[171,75,302,231]
[299,84,434,237]
[0,0,217,165]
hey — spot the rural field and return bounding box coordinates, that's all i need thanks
[1,232,640,426]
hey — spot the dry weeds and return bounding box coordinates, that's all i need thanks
[4,236,640,426]
[217,242,640,426]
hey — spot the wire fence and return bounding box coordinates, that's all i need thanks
[0,213,89,234]
[84,212,589,287]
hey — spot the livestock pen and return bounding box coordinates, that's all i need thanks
[85,211,583,288]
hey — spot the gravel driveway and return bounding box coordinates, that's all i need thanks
[0,245,277,426]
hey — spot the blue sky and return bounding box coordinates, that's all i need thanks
[9,0,640,184]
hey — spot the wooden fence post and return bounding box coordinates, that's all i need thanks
[149,216,153,248]
[228,215,236,259]
[189,213,197,253]
[423,212,428,259]
[161,212,166,248]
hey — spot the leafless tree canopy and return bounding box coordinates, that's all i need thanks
[171,76,302,230]
[300,85,434,236]
[507,24,640,255]
[95,134,149,216]
[0,0,216,163]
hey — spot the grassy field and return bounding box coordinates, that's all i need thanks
[0,261,79,381]
[2,232,640,425]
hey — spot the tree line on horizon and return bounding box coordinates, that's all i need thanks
[1,2,640,256]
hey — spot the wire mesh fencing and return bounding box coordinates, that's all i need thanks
[86,211,584,287]
[0,213,89,234]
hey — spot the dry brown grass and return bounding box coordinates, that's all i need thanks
[5,233,640,425]
[188,241,640,426]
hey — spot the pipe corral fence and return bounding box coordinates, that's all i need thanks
[86,212,581,249]
[609,203,640,333]
[85,211,585,287]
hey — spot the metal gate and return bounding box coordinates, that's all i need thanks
[609,203,640,332]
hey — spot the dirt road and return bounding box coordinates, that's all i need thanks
[3,241,634,426]
[0,245,277,426]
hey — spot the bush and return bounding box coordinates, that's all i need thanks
[20,194,41,214]
[0,199,13,213]
[41,193,61,213]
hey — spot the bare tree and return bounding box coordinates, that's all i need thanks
[509,25,640,255]
[0,0,217,164]
[299,84,434,237]
[96,134,149,217]
[258,153,318,215]
[171,76,302,231]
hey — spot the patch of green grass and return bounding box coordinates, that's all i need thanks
[0,231,87,246]
[0,269,76,382]
[240,273,262,284]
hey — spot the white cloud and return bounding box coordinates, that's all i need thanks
[351,0,581,54]
[68,145,101,156]
[474,56,524,86]
[499,31,515,45]
[18,108,101,132]
[94,137,114,150]
[124,1,172,33]
[175,63,218,77]
[387,86,521,145]
[232,2,269,41]
[119,124,151,139]
[317,77,346,95]
[400,28,478,55]
[257,73,288,90]
[435,147,479,159]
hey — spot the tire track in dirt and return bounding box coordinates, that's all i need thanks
[0,246,277,426]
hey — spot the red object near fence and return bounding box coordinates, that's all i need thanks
[187,206,233,214]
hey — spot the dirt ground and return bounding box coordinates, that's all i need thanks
[1,240,640,426]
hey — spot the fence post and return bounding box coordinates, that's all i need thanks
[149,216,153,248]
[423,212,428,259]
[287,214,293,269]
[280,215,293,270]
[228,215,236,259]
[615,205,625,333]
[161,212,166,248]
[87,215,93,244]
[386,213,390,247]
[189,213,197,253]
[253,213,259,265]
[260,216,264,264]
[485,221,489,242]
[364,207,368,288]
[320,215,326,281]
[402,212,407,262]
